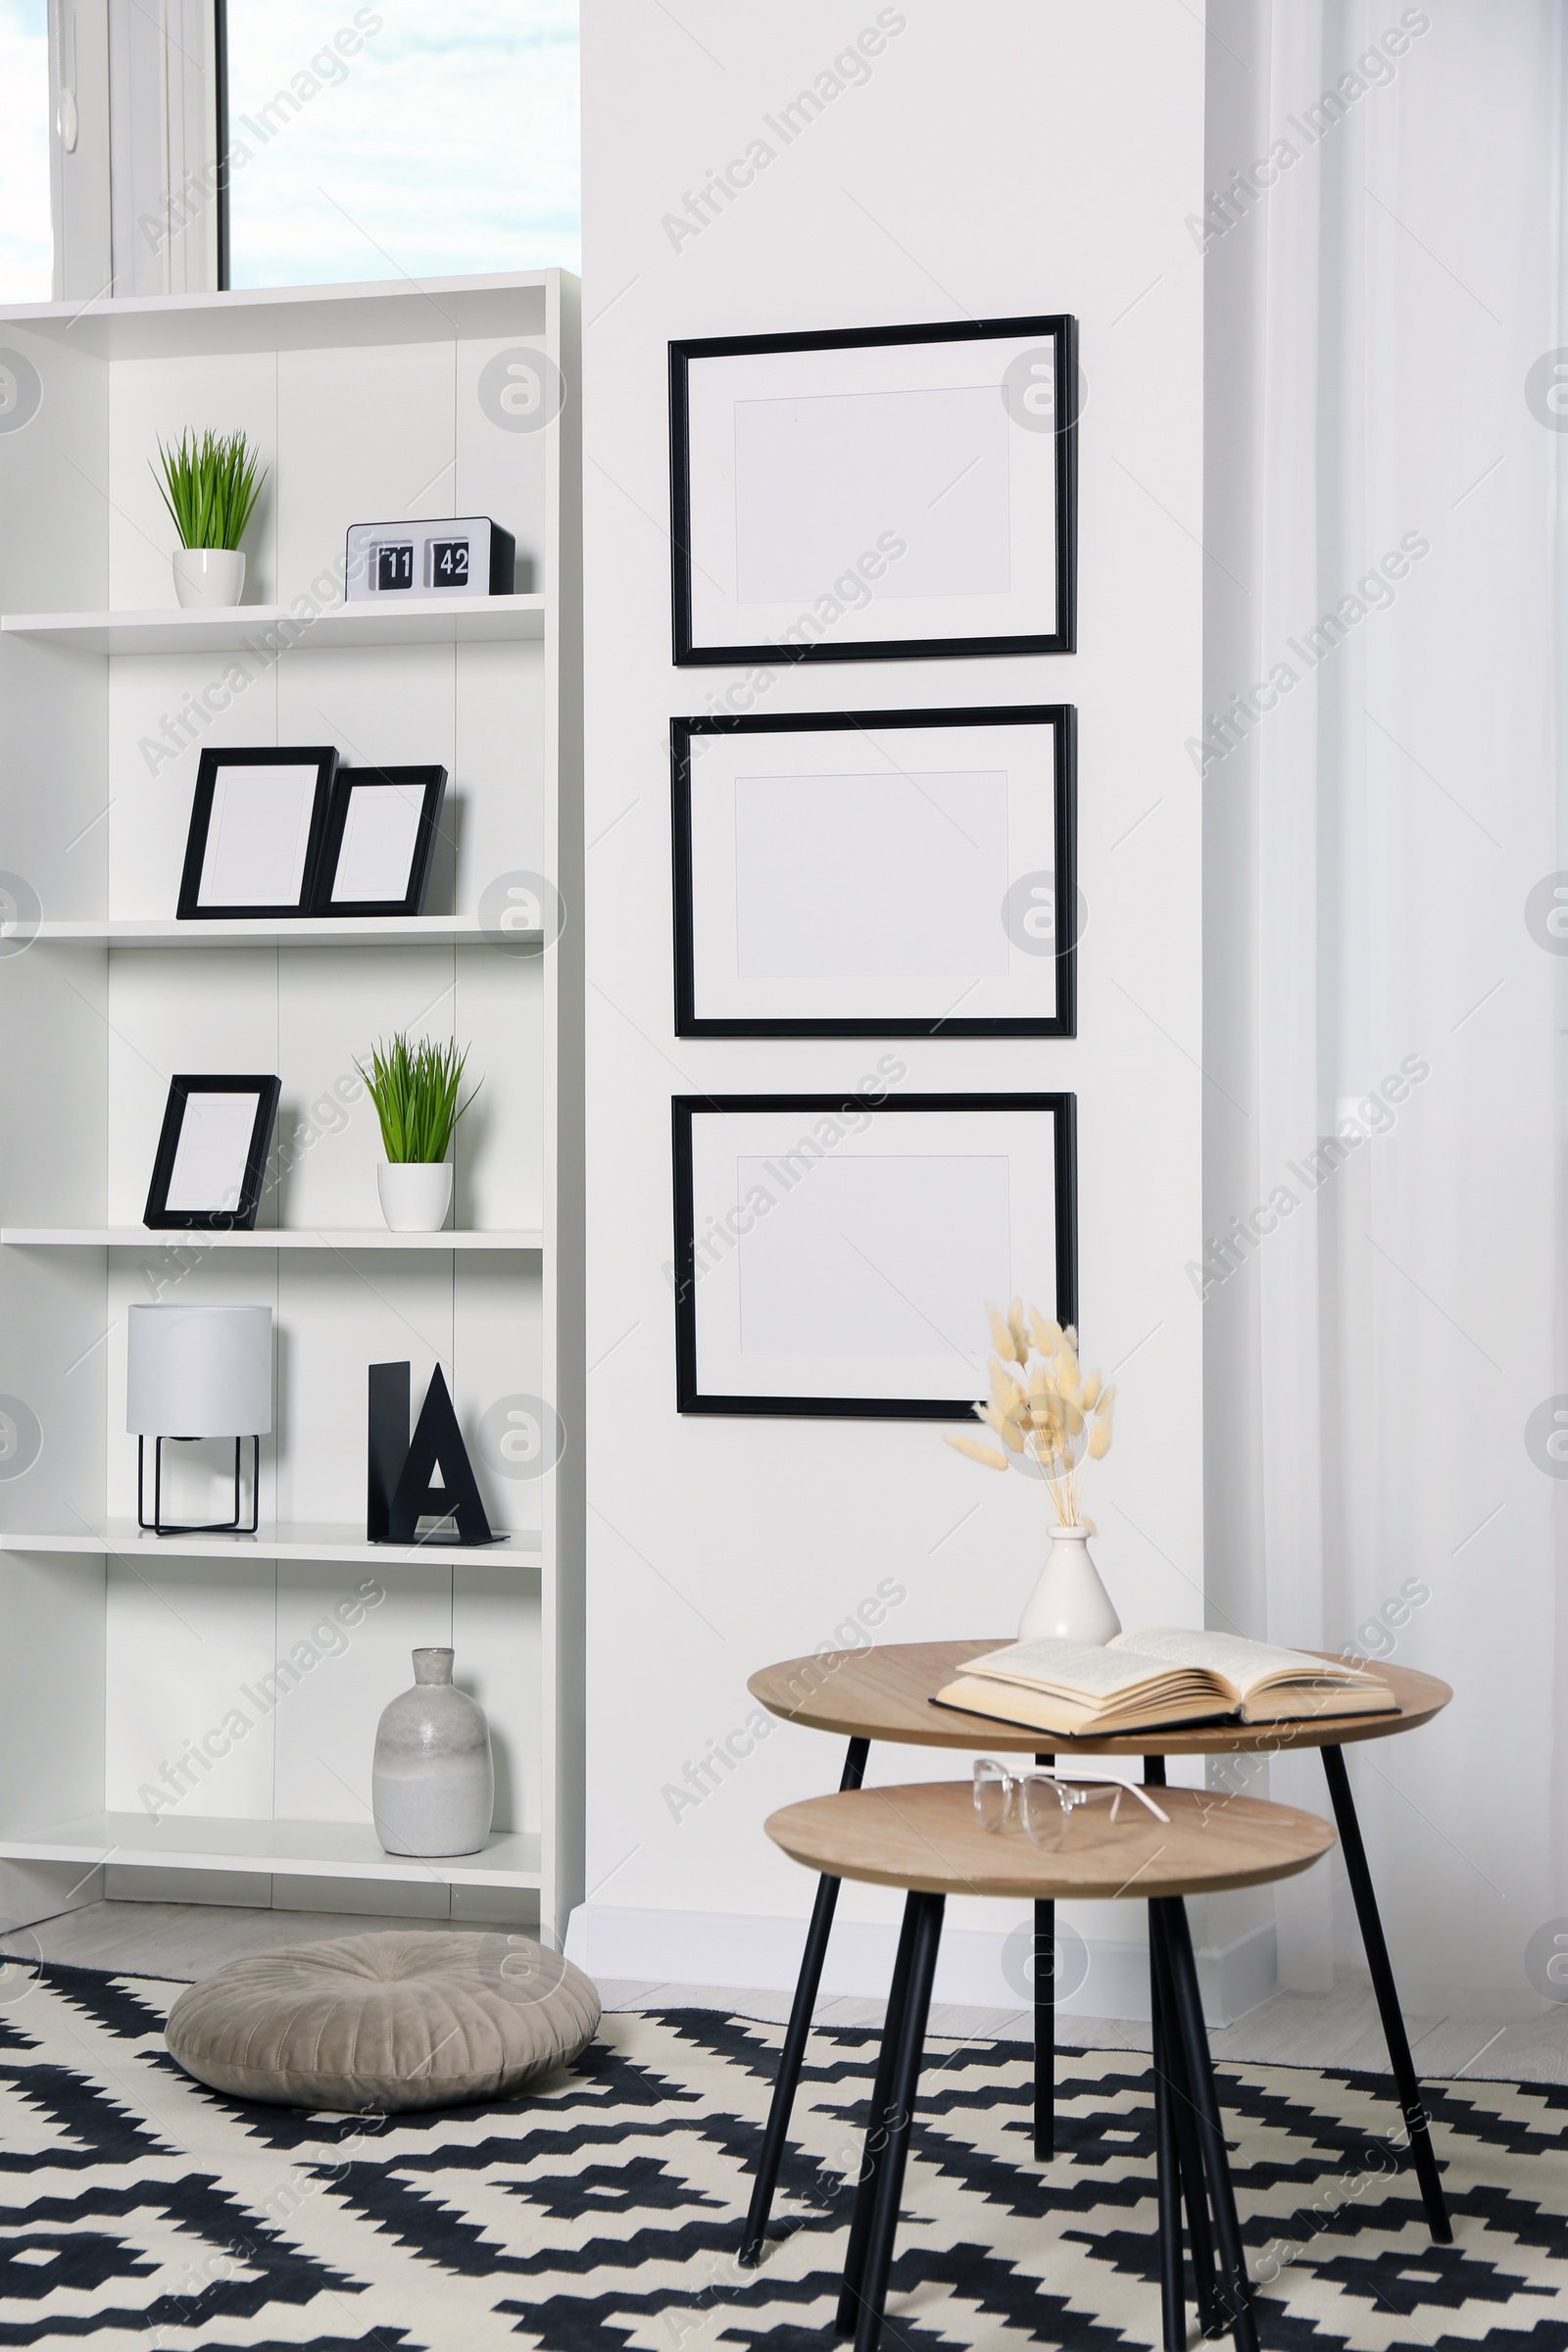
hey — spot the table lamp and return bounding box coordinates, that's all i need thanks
[127,1303,272,1536]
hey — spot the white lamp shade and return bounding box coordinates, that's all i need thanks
[126,1305,273,1438]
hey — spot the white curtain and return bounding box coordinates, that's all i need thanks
[1204,0,1566,2005]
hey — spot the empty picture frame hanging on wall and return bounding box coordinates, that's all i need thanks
[671,1091,1076,1417]
[669,314,1078,664]
[672,707,1076,1037]
[177,747,337,919]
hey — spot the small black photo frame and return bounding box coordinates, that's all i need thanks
[672,706,1077,1039]
[669,314,1079,665]
[144,1075,282,1230]
[309,765,448,917]
[177,747,337,920]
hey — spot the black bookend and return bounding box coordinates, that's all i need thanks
[388,1363,496,1545]
[368,1361,411,1542]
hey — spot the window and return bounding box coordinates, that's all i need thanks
[0,0,51,303]
[221,0,579,288]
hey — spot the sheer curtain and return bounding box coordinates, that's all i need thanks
[1204,0,1566,2005]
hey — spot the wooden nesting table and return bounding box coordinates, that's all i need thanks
[767,1779,1337,2351]
[740,1639,1452,2274]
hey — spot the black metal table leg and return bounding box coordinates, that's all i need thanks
[1035,1750,1054,2159]
[835,1895,921,2336]
[1149,1904,1186,2352]
[1151,1881,1225,2336]
[1155,1897,1258,2352]
[1319,1743,1451,2242]
[739,1735,869,2268]
[1143,1754,1223,2330]
[849,1890,945,2352]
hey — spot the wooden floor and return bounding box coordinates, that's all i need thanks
[8,1898,1566,2084]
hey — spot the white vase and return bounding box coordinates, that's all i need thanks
[372,1647,494,1857]
[172,548,246,608]
[377,1161,453,1232]
[1018,1525,1122,1645]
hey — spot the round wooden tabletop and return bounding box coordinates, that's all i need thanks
[765,1781,1337,1901]
[749,1640,1450,1757]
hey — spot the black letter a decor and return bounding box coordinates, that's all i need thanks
[367,1360,497,1546]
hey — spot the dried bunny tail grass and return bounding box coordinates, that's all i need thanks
[1029,1308,1061,1356]
[950,1300,1117,1500]
[948,1434,1009,1471]
[986,1303,1018,1362]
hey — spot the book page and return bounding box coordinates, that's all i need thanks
[1110,1625,1382,1698]
[964,1636,1203,1699]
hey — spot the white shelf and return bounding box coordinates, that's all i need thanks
[0,1521,543,1567]
[0,270,553,360]
[3,1228,544,1251]
[0,1811,542,1888]
[0,595,546,656]
[30,915,540,948]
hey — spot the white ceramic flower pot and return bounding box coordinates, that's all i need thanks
[377,1161,453,1232]
[172,547,245,609]
[1018,1525,1122,1646]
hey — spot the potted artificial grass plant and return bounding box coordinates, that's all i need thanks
[359,1034,479,1232]
[153,428,267,609]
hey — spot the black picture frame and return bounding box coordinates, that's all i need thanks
[671,706,1077,1039]
[671,1091,1077,1419]
[177,746,337,920]
[143,1075,282,1231]
[669,314,1079,665]
[308,764,448,917]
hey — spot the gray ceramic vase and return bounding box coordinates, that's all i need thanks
[371,1647,495,1857]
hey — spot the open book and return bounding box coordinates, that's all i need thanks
[934,1626,1396,1739]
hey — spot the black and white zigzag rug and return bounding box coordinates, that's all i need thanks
[2,1958,1566,2348]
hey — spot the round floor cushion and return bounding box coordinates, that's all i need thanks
[165,1930,601,2113]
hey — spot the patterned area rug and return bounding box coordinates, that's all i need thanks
[1,1959,1565,2348]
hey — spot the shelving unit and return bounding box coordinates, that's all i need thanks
[0,271,583,1939]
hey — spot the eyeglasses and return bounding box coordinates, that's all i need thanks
[972,1758,1171,1849]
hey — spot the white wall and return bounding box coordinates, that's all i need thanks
[576,0,1215,2006]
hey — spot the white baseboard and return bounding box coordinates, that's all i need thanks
[93,1865,539,1927]
[566,1903,1277,2029]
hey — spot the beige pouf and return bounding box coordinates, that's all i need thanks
[165,1930,601,2113]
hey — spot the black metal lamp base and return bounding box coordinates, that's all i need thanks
[137,1434,260,1537]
